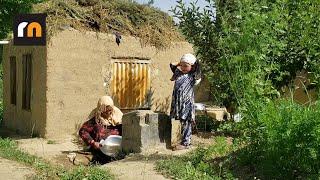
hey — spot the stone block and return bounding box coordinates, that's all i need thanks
[122,110,171,153]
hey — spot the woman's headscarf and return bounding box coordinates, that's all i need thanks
[95,96,123,126]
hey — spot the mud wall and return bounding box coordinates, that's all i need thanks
[2,43,47,137]
[46,29,210,139]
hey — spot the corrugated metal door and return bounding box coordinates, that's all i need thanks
[111,59,151,109]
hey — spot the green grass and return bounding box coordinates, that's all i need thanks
[59,166,113,180]
[47,140,57,144]
[196,115,238,136]
[155,136,236,180]
[0,138,114,180]
[236,99,320,179]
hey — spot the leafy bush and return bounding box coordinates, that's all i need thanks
[174,0,320,179]
[174,0,320,107]
[196,115,238,136]
[237,99,320,178]
[195,115,218,132]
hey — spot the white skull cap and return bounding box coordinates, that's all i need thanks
[180,53,196,65]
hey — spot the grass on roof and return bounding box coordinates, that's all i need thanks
[33,0,184,49]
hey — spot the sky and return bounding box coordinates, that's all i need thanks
[135,0,208,15]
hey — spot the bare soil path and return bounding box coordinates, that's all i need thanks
[0,157,35,180]
[1,130,215,180]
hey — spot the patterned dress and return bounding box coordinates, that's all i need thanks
[170,68,196,146]
[79,118,122,164]
[79,117,122,146]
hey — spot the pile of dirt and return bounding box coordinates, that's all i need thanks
[32,0,184,49]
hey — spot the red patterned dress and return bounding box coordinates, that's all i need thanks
[79,117,122,147]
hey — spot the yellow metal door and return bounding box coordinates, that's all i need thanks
[111,59,151,109]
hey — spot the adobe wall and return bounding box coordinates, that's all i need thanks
[2,43,47,137]
[46,29,208,139]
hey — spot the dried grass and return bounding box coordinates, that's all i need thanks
[32,0,184,49]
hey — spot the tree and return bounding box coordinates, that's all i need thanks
[147,0,155,6]
[174,1,320,178]
[0,0,43,40]
[173,0,320,108]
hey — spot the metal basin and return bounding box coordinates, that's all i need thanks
[99,135,122,156]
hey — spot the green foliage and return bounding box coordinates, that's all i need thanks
[174,0,320,108]
[0,137,39,165]
[236,99,320,178]
[156,136,236,180]
[0,138,114,179]
[195,115,217,131]
[196,115,237,136]
[59,166,113,180]
[0,0,44,40]
[46,140,56,144]
[215,121,237,136]
[174,0,320,179]
[146,0,155,6]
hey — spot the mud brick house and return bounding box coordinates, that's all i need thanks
[2,0,210,139]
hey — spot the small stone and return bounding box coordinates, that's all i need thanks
[67,152,76,163]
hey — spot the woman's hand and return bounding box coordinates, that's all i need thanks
[110,129,120,135]
[92,141,101,149]
[89,139,101,149]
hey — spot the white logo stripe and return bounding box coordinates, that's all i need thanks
[17,22,28,37]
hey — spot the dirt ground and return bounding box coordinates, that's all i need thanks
[106,157,168,180]
[104,134,216,180]
[1,130,217,180]
[0,157,35,180]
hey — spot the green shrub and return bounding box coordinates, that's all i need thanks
[156,136,236,180]
[174,0,320,107]
[195,115,218,132]
[237,99,320,178]
[174,0,320,178]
